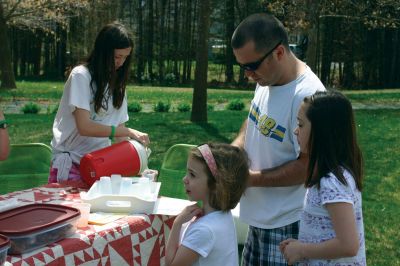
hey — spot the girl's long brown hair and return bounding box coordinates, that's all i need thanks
[304,91,363,191]
[85,22,133,113]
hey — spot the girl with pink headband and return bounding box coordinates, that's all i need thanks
[166,143,249,266]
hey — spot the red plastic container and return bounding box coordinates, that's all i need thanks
[80,140,148,186]
[0,234,10,265]
[0,204,80,254]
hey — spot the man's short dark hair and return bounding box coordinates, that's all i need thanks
[231,13,289,53]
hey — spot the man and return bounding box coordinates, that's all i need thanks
[231,13,325,265]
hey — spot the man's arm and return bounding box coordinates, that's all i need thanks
[231,119,247,148]
[249,152,308,187]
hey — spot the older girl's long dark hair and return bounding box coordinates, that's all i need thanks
[304,91,363,191]
[85,22,133,113]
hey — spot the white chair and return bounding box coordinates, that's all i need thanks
[232,203,248,245]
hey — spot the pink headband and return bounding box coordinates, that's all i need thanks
[198,144,218,178]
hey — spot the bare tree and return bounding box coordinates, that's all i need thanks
[191,0,210,123]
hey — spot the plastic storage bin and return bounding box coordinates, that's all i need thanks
[80,140,150,186]
[0,234,10,265]
[0,204,80,254]
[80,177,161,214]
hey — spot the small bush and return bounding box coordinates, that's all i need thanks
[52,104,59,114]
[177,103,191,112]
[164,73,176,85]
[154,101,170,112]
[226,99,245,111]
[21,102,41,114]
[128,102,143,112]
[207,104,215,111]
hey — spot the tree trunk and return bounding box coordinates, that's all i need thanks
[136,1,144,83]
[147,0,154,81]
[43,37,51,77]
[392,29,400,87]
[304,0,321,73]
[56,25,67,79]
[20,34,27,77]
[182,0,193,84]
[320,17,334,85]
[191,0,210,123]
[173,0,180,80]
[158,0,167,83]
[33,34,42,76]
[225,0,235,83]
[0,5,16,89]
[342,38,355,88]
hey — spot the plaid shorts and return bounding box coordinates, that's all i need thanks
[242,221,299,266]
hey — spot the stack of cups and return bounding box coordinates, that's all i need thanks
[97,174,156,197]
[111,174,122,194]
[98,176,112,194]
[120,178,133,195]
[142,169,158,193]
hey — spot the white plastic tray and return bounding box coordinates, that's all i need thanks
[80,180,161,214]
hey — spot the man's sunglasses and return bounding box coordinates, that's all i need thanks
[238,41,282,71]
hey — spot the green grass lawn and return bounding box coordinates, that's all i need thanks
[1,82,400,265]
[1,81,400,112]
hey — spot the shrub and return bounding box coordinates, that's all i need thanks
[226,99,245,111]
[128,102,142,112]
[52,104,59,114]
[177,103,191,112]
[164,73,176,85]
[207,104,215,111]
[154,101,170,112]
[21,102,41,114]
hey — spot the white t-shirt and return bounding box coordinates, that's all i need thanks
[298,169,366,265]
[181,211,239,266]
[240,66,325,229]
[51,65,129,164]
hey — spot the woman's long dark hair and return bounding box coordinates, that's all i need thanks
[304,91,363,191]
[85,22,133,113]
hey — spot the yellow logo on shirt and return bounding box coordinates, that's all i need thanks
[249,103,286,142]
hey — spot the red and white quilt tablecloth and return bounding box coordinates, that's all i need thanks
[0,185,176,266]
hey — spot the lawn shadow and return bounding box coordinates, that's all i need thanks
[193,121,231,143]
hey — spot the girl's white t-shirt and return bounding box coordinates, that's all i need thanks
[180,211,239,266]
[298,169,366,265]
[51,65,129,164]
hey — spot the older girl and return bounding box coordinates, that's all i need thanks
[280,91,366,265]
[49,22,149,184]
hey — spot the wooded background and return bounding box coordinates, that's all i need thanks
[1,0,400,90]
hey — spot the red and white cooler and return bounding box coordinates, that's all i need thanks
[80,140,149,186]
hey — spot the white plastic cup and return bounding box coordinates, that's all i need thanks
[99,176,112,194]
[142,169,158,181]
[111,174,122,194]
[138,177,151,195]
[74,202,91,228]
[149,181,157,194]
[130,183,141,196]
[120,177,133,195]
